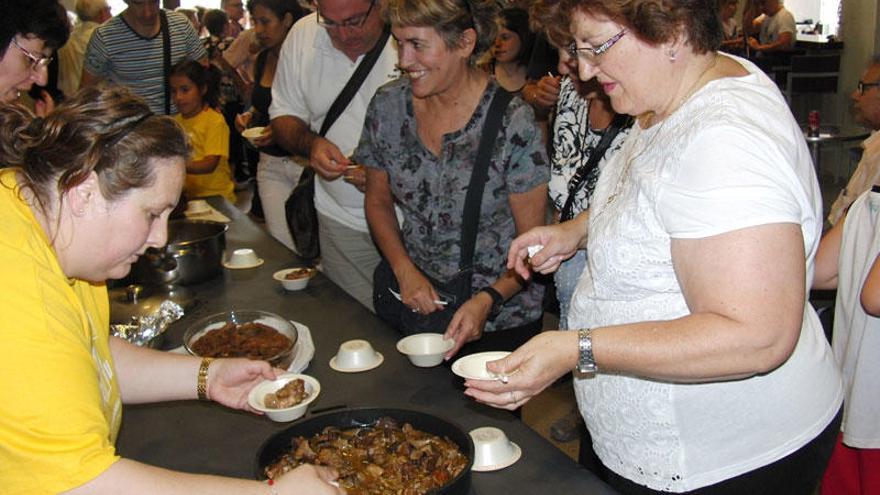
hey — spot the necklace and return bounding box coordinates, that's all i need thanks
[596,54,719,214]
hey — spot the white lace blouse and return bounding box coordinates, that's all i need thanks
[568,54,843,492]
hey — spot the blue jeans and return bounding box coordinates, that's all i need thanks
[554,249,587,330]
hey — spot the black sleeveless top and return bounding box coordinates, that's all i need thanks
[251,49,287,157]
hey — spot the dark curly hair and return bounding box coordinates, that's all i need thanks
[0,0,70,58]
[0,84,190,216]
[498,8,535,66]
[562,0,722,54]
[384,0,499,66]
[247,0,309,23]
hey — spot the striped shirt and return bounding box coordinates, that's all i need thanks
[83,10,206,114]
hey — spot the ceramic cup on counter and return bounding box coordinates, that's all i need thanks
[469,426,522,471]
[223,248,263,269]
[329,339,383,372]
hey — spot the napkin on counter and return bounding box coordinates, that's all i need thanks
[185,205,231,223]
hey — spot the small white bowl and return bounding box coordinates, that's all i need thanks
[185,199,210,215]
[396,333,454,367]
[273,267,317,291]
[248,373,320,422]
[241,126,266,145]
[224,248,263,269]
[469,426,522,471]
[329,339,383,372]
[451,351,511,380]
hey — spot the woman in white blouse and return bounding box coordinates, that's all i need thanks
[464,0,843,493]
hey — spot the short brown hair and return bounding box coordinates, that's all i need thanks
[383,0,499,66]
[0,84,190,213]
[529,0,571,49]
[562,0,722,53]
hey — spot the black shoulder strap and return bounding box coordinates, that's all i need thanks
[560,112,633,221]
[459,88,514,269]
[318,24,391,137]
[160,10,172,115]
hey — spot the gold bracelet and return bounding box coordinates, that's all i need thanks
[197,357,214,401]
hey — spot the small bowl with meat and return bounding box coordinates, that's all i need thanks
[248,373,320,422]
[272,267,317,291]
[183,310,298,368]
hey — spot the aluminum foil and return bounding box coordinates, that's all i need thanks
[110,300,185,347]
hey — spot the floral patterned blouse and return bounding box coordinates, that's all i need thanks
[354,78,549,331]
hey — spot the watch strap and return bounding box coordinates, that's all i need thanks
[577,328,597,373]
[479,286,504,317]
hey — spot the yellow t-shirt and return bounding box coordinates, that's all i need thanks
[175,107,237,203]
[0,170,121,494]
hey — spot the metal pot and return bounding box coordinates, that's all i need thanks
[255,407,474,494]
[135,220,227,286]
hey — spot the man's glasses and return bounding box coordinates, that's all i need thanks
[10,38,52,71]
[568,29,627,65]
[858,80,880,94]
[317,0,375,30]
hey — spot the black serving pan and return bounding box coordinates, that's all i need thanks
[255,407,474,494]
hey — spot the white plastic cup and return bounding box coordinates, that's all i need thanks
[396,333,454,367]
[228,248,260,267]
[335,339,380,369]
[470,426,519,470]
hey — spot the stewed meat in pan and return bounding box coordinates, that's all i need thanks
[264,417,468,494]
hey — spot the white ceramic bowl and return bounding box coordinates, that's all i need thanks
[330,339,383,372]
[469,426,522,471]
[226,248,261,268]
[241,126,266,145]
[450,351,512,380]
[273,267,317,291]
[248,373,320,422]
[396,333,454,367]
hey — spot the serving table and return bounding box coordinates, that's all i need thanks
[115,198,617,494]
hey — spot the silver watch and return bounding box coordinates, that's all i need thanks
[577,328,597,373]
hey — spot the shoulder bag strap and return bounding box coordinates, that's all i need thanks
[160,10,172,115]
[559,112,633,221]
[459,88,514,269]
[318,24,391,137]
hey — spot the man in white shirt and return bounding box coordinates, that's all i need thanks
[58,0,111,98]
[270,0,398,311]
[828,57,880,226]
[748,0,796,53]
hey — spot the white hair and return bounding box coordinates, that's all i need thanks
[75,0,109,21]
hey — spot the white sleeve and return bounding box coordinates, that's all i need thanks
[657,125,804,239]
[269,24,310,123]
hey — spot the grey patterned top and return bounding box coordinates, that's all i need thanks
[354,78,549,331]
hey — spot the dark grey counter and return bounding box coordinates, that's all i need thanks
[116,199,616,494]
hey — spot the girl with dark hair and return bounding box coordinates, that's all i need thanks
[486,7,535,93]
[0,84,342,494]
[169,59,237,203]
[234,0,308,251]
[0,0,69,111]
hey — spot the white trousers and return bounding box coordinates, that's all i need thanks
[256,153,305,252]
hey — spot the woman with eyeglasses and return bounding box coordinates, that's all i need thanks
[359,0,548,358]
[465,0,843,493]
[0,0,69,113]
[0,85,343,494]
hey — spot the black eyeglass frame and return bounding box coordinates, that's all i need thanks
[567,29,627,64]
[858,80,880,94]
[316,0,376,30]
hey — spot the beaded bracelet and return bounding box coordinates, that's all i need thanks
[197,357,214,401]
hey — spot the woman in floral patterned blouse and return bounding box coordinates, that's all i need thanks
[357,0,549,358]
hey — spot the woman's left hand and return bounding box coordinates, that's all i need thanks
[343,164,366,192]
[205,358,279,412]
[464,331,578,410]
[443,295,492,358]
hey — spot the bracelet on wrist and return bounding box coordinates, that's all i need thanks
[266,479,279,495]
[197,357,214,401]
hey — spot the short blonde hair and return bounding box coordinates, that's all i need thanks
[383,0,499,66]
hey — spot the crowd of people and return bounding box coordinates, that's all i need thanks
[1,0,878,494]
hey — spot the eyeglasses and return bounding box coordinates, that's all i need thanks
[568,29,627,65]
[858,80,880,94]
[317,0,375,30]
[10,38,53,71]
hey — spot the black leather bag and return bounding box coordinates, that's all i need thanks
[284,25,390,262]
[372,89,513,335]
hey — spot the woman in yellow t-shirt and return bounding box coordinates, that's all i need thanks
[0,85,342,495]
[170,59,237,203]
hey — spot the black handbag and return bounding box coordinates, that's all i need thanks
[373,89,514,335]
[284,25,391,262]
